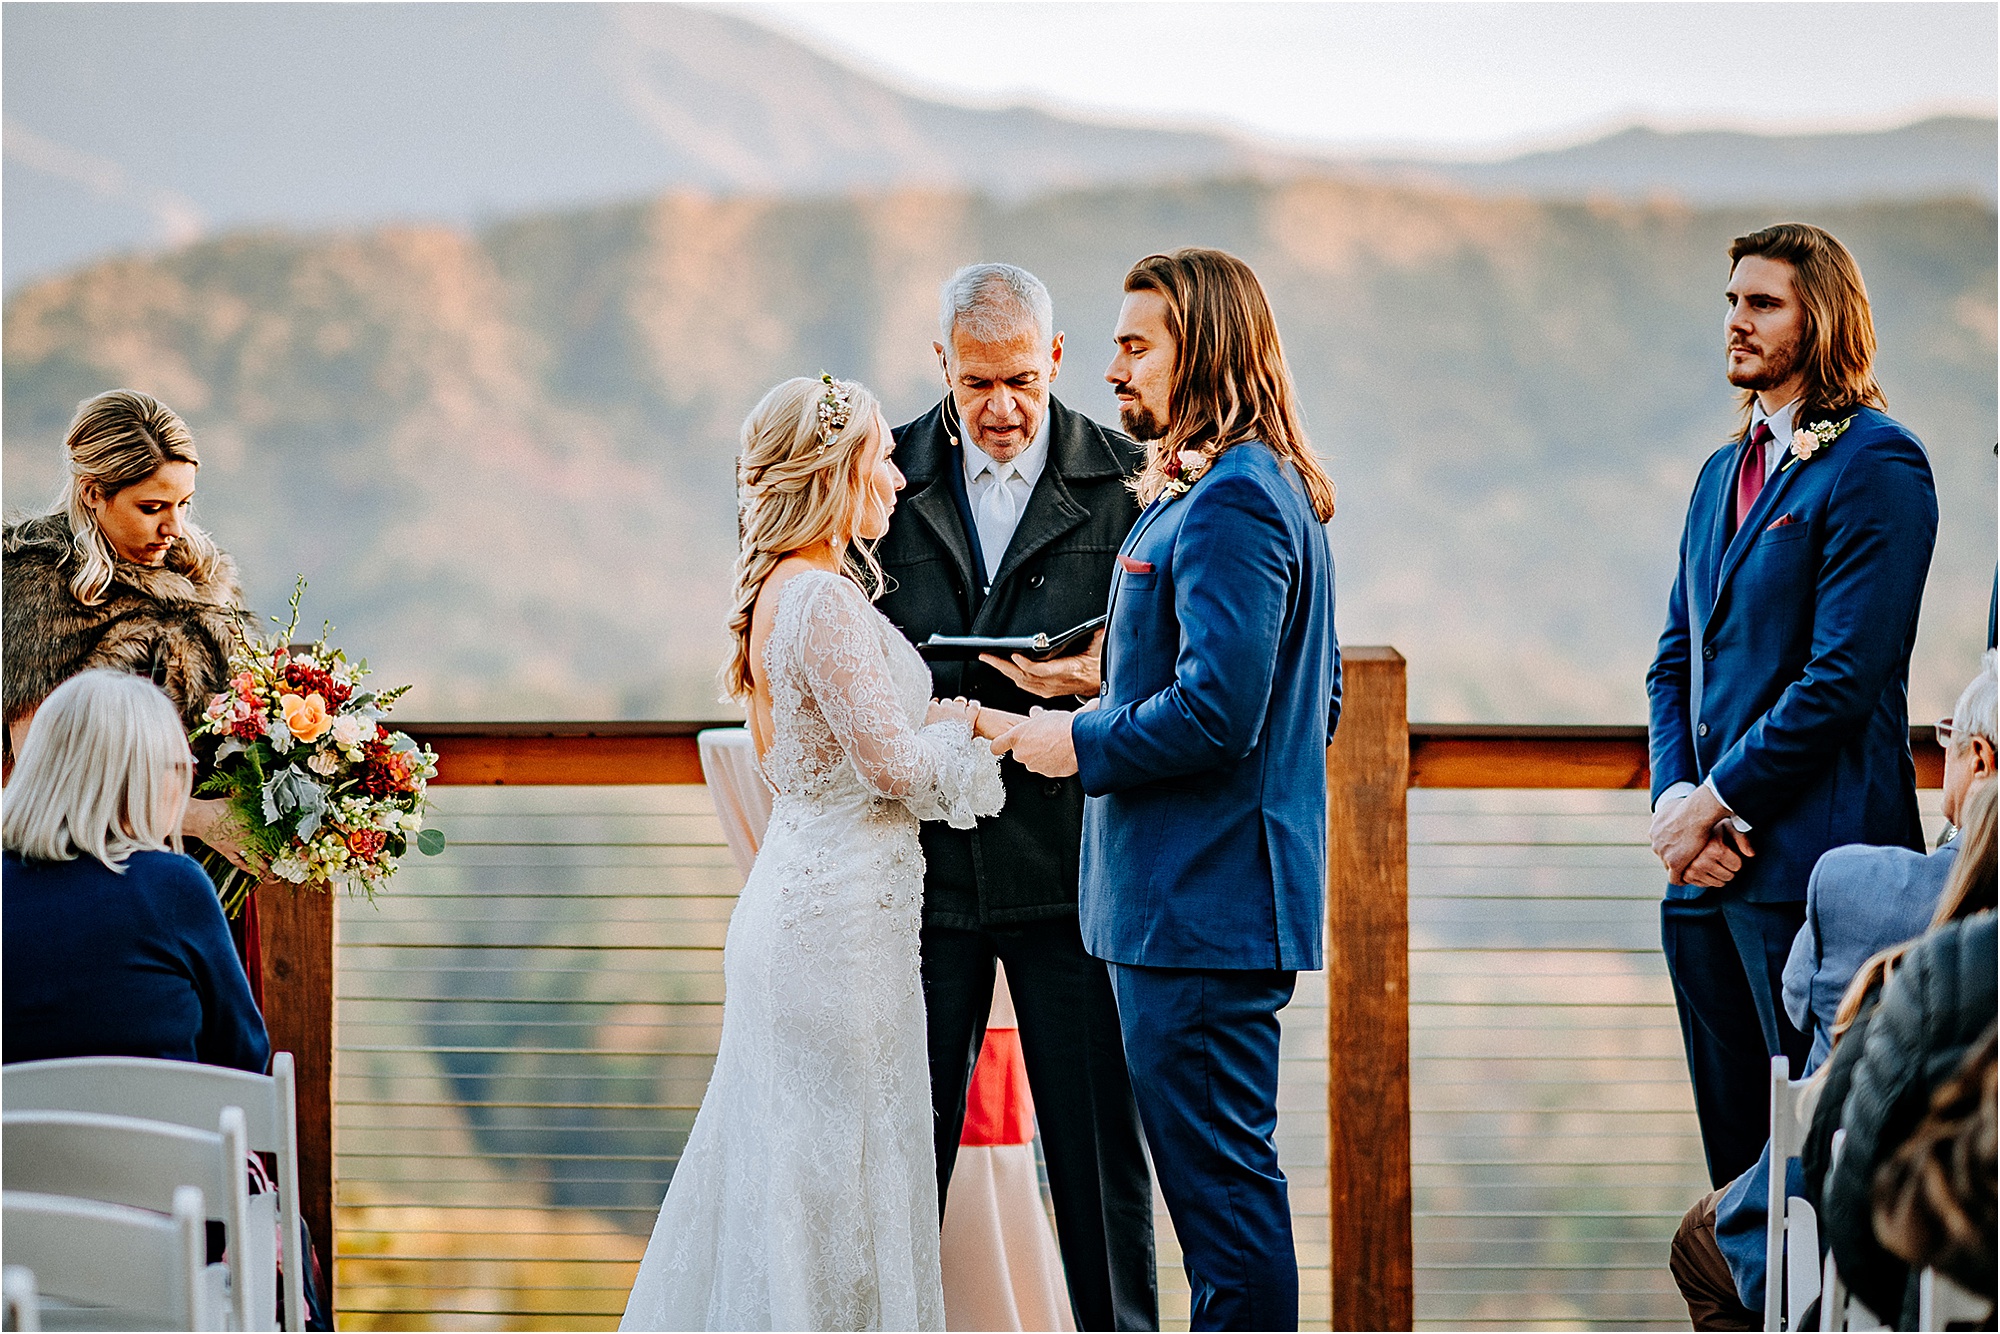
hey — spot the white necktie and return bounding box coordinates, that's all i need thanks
[976,464,1018,582]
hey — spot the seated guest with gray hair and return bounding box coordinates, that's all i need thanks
[1784,649,1997,1067]
[2,668,268,1071]
[1670,652,1996,1328]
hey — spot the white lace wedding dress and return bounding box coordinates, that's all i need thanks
[621,570,1004,1332]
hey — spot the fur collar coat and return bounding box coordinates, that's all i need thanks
[3,514,249,747]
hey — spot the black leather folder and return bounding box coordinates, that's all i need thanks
[918,614,1107,661]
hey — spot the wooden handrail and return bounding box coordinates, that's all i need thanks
[282,699,1926,1329]
[404,721,708,786]
[405,720,1945,789]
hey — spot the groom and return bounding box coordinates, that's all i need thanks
[1000,248,1341,1331]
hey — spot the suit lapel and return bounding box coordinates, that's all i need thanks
[1703,435,1744,605]
[1712,440,1808,608]
[906,471,980,600]
[1100,494,1172,690]
[985,469,1088,593]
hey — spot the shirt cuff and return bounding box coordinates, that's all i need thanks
[1704,776,1753,832]
[1654,781,1698,812]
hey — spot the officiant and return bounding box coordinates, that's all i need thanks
[878,263,1156,1331]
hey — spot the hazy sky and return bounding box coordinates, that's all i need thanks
[753,2,1998,154]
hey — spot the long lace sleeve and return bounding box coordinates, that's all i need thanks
[793,576,1003,829]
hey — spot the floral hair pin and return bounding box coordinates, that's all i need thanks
[815,372,853,453]
[1782,415,1854,472]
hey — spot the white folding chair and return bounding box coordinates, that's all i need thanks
[1766,1055,1825,1331]
[1919,1267,1993,1331]
[3,1055,303,1330]
[1,1187,218,1331]
[2,1266,40,1332]
[1819,1129,1889,1332]
[2,1109,258,1331]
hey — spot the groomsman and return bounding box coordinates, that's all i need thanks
[876,263,1157,1331]
[1001,248,1340,1331]
[1647,223,1938,1187]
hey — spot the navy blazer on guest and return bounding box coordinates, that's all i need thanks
[1646,406,1937,903]
[1072,441,1340,970]
[3,849,269,1072]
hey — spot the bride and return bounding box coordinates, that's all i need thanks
[622,375,1019,1331]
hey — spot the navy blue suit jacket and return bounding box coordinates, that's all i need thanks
[3,849,269,1071]
[1646,406,1937,903]
[1073,442,1340,970]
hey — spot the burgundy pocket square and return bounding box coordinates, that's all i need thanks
[1764,514,1797,531]
[1118,555,1154,574]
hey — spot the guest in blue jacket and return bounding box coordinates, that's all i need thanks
[1784,652,1996,1069]
[1646,223,1939,1190]
[1669,656,1997,1328]
[3,668,268,1072]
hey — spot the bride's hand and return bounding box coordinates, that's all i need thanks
[972,706,1026,741]
[925,696,979,729]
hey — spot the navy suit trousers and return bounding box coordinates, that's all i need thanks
[1662,893,1811,1187]
[1108,963,1298,1332]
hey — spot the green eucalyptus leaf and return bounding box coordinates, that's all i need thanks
[416,828,447,856]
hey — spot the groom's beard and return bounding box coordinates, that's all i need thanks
[1119,401,1167,441]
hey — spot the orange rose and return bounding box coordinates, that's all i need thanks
[347,828,388,859]
[281,691,333,743]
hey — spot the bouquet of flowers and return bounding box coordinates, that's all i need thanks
[192,581,443,913]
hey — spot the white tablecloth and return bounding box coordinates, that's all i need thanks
[697,728,773,879]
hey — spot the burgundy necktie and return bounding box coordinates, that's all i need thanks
[1734,422,1772,534]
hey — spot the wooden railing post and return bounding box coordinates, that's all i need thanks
[258,884,337,1314]
[1325,647,1413,1330]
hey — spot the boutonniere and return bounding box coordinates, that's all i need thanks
[1160,448,1211,500]
[1781,416,1854,472]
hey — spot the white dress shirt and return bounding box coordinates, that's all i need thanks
[1655,396,1801,825]
[963,412,1051,585]
[1749,397,1798,480]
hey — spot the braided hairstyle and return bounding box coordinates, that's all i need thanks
[722,375,884,702]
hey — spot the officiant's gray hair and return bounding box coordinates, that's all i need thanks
[939,263,1054,347]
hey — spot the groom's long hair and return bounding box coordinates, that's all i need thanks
[1125,249,1336,522]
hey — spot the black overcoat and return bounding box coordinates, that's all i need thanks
[879,396,1144,928]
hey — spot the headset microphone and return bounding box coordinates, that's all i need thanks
[941,379,961,449]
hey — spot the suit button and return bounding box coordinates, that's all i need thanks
[1697,723,1709,737]
[1043,780,1065,797]
[1702,646,1716,661]
[1028,572,1045,589]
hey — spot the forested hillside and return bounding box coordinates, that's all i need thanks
[6,179,1992,721]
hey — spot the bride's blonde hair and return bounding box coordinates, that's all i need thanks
[723,375,885,702]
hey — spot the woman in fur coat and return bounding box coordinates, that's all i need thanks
[4,389,258,876]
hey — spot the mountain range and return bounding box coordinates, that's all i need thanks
[4,3,1993,288]
[5,178,1991,723]
[3,4,1992,724]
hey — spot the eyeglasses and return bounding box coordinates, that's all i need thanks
[1935,717,1958,748]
